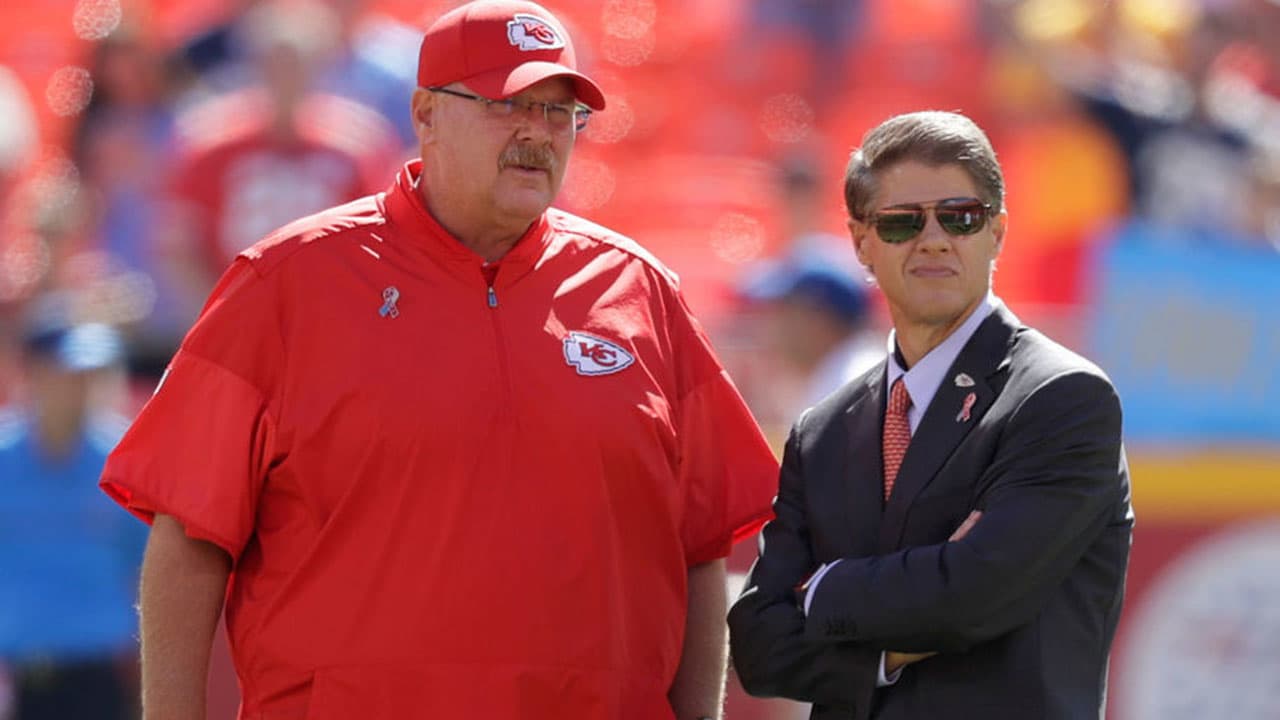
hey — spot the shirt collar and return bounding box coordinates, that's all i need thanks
[886,291,999,415]
[381,159,552,274]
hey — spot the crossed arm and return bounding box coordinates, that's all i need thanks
[727,413,882,707]
[728,371,1125,704]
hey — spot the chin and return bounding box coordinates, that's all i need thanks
[494,197,550,221]
[496,186,556,218]
[908,299,968,328]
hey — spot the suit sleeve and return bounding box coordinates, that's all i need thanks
[728,413,879,710]
[805,370,1127,652]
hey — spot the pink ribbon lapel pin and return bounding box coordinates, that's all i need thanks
[956,391,977,423]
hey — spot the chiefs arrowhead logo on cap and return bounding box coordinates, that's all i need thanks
[507,13,565,51]
[416,1,606,111]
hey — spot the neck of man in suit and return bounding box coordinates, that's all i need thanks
[891,287,990,370]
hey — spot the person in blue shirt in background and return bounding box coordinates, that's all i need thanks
[0,297,143,720]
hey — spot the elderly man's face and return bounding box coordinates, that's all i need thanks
[418,77,577,230]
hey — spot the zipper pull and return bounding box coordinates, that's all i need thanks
[481,264,500,308]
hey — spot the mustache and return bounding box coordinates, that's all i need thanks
[499,144,555,172]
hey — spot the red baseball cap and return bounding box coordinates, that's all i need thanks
[417,1,606,110]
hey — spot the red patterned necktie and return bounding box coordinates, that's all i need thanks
[883,378,913,501]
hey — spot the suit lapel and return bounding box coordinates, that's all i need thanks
[878,305,1020,551]
[842,363,886,555]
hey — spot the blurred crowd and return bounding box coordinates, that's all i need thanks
[0,0,1278,717]
[1,0,1277,428]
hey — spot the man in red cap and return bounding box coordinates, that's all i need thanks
[100,2,779,719]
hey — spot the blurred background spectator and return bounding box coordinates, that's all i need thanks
[0,295,143,720]
[175,0,421,146]
[69,24,192,381]
[0,66,38,209]
[726,155,884,446]
[165,0,401,298]
[734,243,880,445]
[0,1,1277,718]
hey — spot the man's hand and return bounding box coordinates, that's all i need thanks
[883,511,984,674]
[885,651,936,673]
[949,510,982,541]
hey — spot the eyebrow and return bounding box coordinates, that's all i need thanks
[879,196,980,210]
[512,95,576,106]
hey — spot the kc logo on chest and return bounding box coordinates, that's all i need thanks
[563,332,635,376]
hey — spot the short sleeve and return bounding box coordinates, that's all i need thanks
[100,259,283,561]
[671,293,778,566]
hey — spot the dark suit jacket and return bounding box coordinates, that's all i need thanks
[728,304,1133,720]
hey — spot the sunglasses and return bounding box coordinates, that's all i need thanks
[869,197,993,244]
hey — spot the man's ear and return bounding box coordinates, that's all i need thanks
[848,217,872,269]
[990,209,1008,256]
[410,88,435,140]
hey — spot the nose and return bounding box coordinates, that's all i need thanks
[513,102,555,137]
[916,212,952,252]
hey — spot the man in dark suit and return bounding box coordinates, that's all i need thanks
[728,110,1133,720]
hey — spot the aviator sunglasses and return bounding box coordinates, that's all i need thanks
[869,197,994,244]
